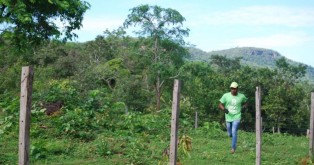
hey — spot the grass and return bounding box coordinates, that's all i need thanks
[180,130,309,165]
[1,127,310,165]
[0,109,310,165]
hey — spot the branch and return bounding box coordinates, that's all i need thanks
[159,71,181,88]
[169,71,181,79]
[159,79,165,88]
[1,5,12,20]
[0,5,7,17]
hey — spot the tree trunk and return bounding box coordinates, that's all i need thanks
[276,118,280,133]
[156,72,161,111]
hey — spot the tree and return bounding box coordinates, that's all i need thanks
[210,55,242,74]
[0,0,90,47]
[123,4,189,111]
[74,28,133,91]
[82,35,115,64]
[262,58,308,133]
[275,57,306,82]
[179,62,219,121]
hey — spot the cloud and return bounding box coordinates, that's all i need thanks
[225,32,313,48]
[198,6,314,27]
[73,16,124,41]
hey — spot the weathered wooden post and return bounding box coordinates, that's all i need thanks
[309,92,314,158]
[19,66,34,165]
[195,111,198,129]
[256,86,262,165]
[170,80,180,165]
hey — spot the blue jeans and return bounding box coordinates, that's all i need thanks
[226,120,240,150]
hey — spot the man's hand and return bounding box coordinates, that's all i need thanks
[224,108,229,114]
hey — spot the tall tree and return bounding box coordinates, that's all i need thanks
[0,0,90,47]
[123,4,189,111]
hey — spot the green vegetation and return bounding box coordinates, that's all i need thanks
[0,0,90,46]
[1,119,310,164]
[1,2,313,165]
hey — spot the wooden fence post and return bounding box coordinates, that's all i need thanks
[170,80,180,165]
[19,66,34,165]
[309,92,314,158]
[256,86,262,165]
[195,111,198,129]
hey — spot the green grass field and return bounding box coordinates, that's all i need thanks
[181,131,309,165]
[1,127,311,165]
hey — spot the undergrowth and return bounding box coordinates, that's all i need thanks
[0,111,310,164]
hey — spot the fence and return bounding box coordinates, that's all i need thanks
[17,66,314,164]
[18,66,33,165]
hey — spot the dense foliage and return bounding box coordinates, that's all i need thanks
[123,4,190,111]
[0,0,90,46]
[0,3,313,164]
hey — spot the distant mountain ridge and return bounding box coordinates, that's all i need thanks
[188,47,314,81]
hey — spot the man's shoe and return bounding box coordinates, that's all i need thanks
[230,149,235,154]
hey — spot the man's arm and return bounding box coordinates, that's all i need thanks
[219,102,225,110]
[242,94,248,109]
[219,102,229,114]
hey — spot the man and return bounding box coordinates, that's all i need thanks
[219,82,248,154]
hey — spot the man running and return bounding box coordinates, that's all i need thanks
[219,82,248,154]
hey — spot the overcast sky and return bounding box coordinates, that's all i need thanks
[74,0,314,67]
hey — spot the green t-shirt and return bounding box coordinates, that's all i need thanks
[219,92,248,122]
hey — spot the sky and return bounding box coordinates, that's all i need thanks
[74,0,314,67]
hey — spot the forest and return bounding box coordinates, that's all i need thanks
[1,1,313,164]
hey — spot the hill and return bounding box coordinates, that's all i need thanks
[188,47,314,81]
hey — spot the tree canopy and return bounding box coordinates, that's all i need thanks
[0,0,90,46]
[123,4,189,111]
